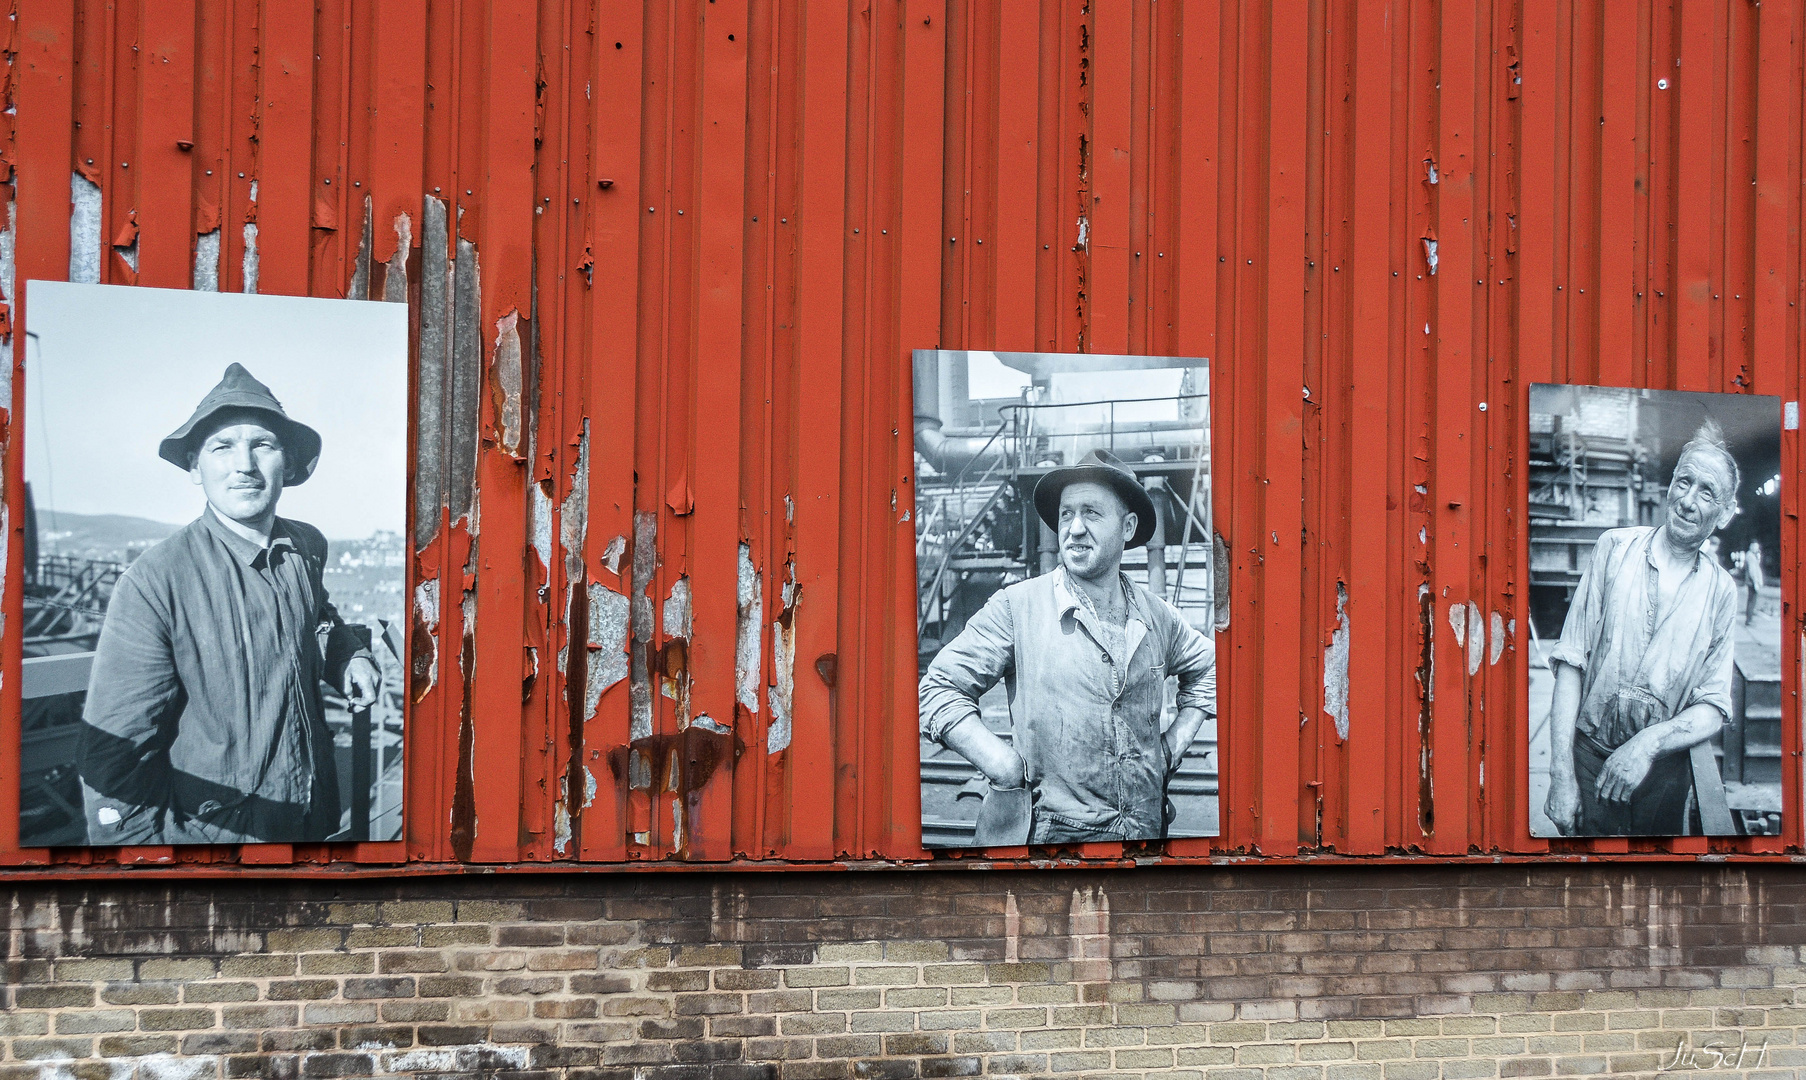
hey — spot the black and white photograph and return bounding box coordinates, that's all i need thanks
[913,349,1218,848]
[20,282,409,847]
[1527,383,1782,838]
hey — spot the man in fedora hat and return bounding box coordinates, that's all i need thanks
[919,448,1216,844]
[77,363,380,845]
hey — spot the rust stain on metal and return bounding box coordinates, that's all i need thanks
[605,726,740,855]
[449,607,479,863]
[1417,584,1435,836]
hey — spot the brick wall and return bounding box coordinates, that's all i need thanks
[2,866,1803,1079]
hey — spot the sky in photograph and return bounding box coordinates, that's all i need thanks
[24,282,409,540]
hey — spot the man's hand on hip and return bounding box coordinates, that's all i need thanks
[342,657,382,709]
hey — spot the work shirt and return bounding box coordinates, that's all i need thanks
[919,567,1216,841]
[1550,526,1737,753]
[79,509,371,844]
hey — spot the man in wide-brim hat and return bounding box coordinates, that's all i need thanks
[78,363,380,845]
[919,448,1217,845]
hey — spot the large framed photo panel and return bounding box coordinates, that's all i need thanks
[1527,383,1782,839]
[20,282,409,847]
[913,350,1218,849]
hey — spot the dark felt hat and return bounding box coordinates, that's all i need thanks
[159,364,322,485]
[1032,448,1158,549]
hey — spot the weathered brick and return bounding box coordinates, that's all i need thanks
[99,1035,178,1056]
[185,981,261,1003]
[102,982,180,1006]
[301,952,375,975]
[675,945,743,967]
[266,979,338,1001]
[53,959,135,982]
[266,928,343,952]
[784,966,850,988]
[181,1031,261,1055]
[138,1007,218,1031]
[1021,1028,1084,1050]
[815,990,884,1011]
[714,968,780,991]
[816,944,884,963]
[138,957,219,980]
[922,963,987,985]
[52,1010,137,1034]
[222,955,298,978]
[15,985,96,1009]
[224,1004,300,1029]
[304,1002,381,1025]
[673,992,744,1016]
[780,1013,850,1036]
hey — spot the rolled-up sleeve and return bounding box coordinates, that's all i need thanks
[1683,584,1738,721]
[79,573,182,805]
[1162,602,1217,716]
[1549,534,1612,673]
[918,591,1015,743]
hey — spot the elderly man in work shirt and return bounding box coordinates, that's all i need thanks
[1543,421,1742,837]
[920,449,1216,845]
[77,364,380,845]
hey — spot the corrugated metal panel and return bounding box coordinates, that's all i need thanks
[0,0,1800,872]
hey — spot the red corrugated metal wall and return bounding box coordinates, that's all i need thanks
[0,0,1801,872]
